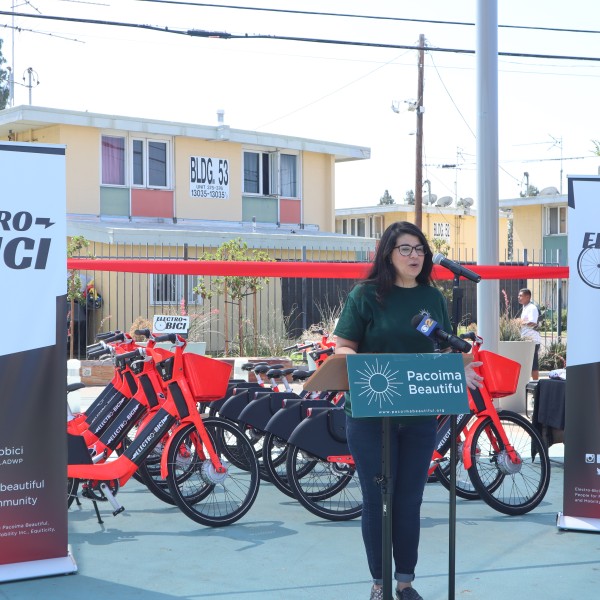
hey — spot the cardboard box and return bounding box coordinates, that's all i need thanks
[302,354,349,391]
[303,353,473,393]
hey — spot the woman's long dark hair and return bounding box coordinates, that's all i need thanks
[363,221,434,303]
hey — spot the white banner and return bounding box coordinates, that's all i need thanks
[0,144,66,356]
[566,178,600,367]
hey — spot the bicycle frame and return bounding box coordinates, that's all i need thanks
[68,334,230,511]
[68,339,166,461]
[430,335,522,474]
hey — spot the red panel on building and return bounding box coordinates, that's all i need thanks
[131,189,174,218]
[280,198,301,224]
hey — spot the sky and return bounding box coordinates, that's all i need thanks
[1,0,600,209]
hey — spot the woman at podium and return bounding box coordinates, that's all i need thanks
[334,221,481,600]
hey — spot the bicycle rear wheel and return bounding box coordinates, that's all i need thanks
[262,432,295,497]
[262,432,319,498]
[467,411,550,515]
[67,477,79,508]
[166,418,260,527]
[433,442,480,501]
[286,445,362,521]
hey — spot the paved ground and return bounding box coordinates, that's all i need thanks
[2,391,599,600]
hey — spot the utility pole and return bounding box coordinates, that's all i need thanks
[414,34,425,230]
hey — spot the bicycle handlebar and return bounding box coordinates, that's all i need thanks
[309,347,334,360]
[96,330,122,341]
[95,331,126,344]
[460,331,477,342]
[152,333,179,344]
[134,329,152,339]
[86,342,109,359]
[114,348,145,367]
[283,342,316,352]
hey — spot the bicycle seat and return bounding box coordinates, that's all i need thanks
[68,382,86,393]
[291,369,314,381]
[242,362,267,371]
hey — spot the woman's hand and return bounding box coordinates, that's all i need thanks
[464,361,484,390]
[333,336,358,355]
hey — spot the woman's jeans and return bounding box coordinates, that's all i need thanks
[346,415,437,585]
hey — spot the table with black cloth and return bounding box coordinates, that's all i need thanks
[532,378,566,448]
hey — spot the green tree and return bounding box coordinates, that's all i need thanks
[194,238,273,356]
[0,39,10,109]
[404,189,415,205]
[67,236,91,359]
[379,189,395,205]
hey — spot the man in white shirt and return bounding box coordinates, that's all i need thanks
[518,288,542,380]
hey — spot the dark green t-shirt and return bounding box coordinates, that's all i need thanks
[333,282,452,420]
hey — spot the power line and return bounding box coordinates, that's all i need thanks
[3,10,600,63]
[0,10,190,36]
[135,0,600,36]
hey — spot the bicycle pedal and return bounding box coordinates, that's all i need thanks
[112,506,125,517]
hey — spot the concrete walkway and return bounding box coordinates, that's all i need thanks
[3,390,598,599]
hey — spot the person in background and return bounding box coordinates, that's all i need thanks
[517,288,542,380]
[333,221,483,600]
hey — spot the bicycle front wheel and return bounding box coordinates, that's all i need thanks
[166,418,260,527]
[467,411,550,515]
[286,446,362,521]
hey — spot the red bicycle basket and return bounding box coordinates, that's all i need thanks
[478,350,521,398]
[183,354,232,401]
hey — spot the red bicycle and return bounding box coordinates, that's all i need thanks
[68,332,260,527]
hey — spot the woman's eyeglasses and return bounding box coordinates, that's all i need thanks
[394,244,426,256]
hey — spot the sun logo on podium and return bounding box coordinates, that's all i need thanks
[352,358,403,408]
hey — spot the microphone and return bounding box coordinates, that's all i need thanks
[411,314,472,354]
[432,253,482,283]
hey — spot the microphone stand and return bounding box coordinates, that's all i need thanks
[448,273,463,600]
[380,418,393,600]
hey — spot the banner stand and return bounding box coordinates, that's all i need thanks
[557,514,600,532]
[558,177,600,533]
[0,547,77,583]
[0,142,76,578]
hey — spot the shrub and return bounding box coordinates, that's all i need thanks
[538,341,567,371]
[499,289,523,341]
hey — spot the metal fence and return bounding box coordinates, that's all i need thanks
[68,241,568,358]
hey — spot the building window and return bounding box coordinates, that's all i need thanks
[280,153,297,197]
[133,139,144,185]
[356,218,366,237]
[132,138,168,188]
[243,150,299,197]
[371,215,383,238]
[243,151,262,194]
[150,274,197,305]
[102,134,170,188]
[547,206,567,235]
[102,135,125,185]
